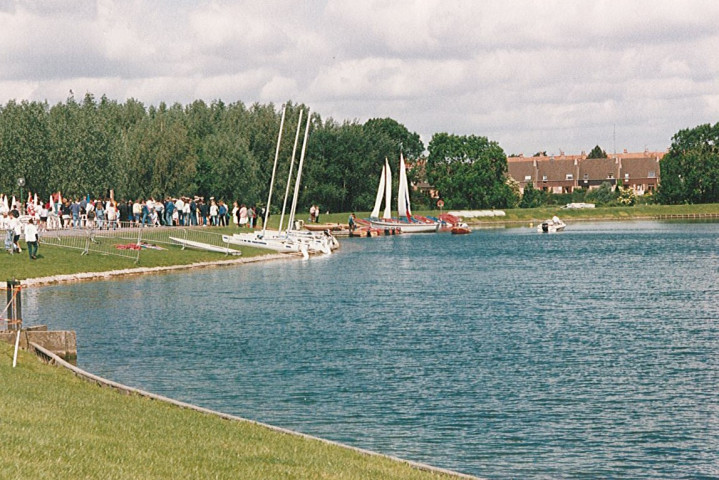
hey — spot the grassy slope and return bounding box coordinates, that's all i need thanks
[1,226,273,281]
[0,343,466,480]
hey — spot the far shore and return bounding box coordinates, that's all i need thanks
[3,203,718,287]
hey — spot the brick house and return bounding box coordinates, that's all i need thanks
[508,150,664,194]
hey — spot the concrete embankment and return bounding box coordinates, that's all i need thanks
[2,252,293,288]
[0,325,76,362]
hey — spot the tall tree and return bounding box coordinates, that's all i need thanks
[657,122,719,204]
[426,133,517,209]
[363,118,424,160]
[587,145,607,158]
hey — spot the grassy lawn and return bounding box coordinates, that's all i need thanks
[1,225,274,281]
[0,343,467,480]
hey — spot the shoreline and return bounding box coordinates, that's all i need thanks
[6,212,719,288]
[3,252,298,288]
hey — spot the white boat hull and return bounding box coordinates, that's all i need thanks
[368,220,440,233]
[537,219,566,233]
[222,233,302,253]
[169,237,242,255]
[224,230,333,256]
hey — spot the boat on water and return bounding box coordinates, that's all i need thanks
[450,223,472,235]
[222,232,311,258]
[538,216,566,233]
[224,107,337,257]
[302,222,347,233]
[169,236,242,255]
[367,155,440,234]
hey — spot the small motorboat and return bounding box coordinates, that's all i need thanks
[537,216,566,233]
[450,222,472,235]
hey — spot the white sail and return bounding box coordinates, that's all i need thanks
[370,160,386,218]
[383,159,392,219]
[397,153,411,219]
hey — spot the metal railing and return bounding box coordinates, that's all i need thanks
[39,224,238,263]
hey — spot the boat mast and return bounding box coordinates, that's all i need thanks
[278,109,304,233]
[288,111,311,230]
[262,104,287,237]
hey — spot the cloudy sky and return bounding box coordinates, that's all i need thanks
[1,0,717,155]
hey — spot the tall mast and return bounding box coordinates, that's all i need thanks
[262,104,286,237]
[278,109,304,233]
[288,111,311,230]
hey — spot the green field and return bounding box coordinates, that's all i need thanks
[1,225,274,281]
[0,343,467,480]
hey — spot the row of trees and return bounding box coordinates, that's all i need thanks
[0,94,516,213]
[1,94,716,212]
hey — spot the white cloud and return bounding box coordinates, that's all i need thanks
[0,0,717,155]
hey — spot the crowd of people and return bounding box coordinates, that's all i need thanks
[0,192,272,259]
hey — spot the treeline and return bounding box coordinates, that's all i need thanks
[0,94,424,213]
[3,93,713,212]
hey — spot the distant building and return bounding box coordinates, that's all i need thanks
[507,150,665,195]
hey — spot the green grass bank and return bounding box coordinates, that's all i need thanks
[0,343,473,480]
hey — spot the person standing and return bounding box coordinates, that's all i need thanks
[70,198,81,228]
[209,199,218,226]
[239,204,248,227]
[189,197,198,226]
[249,205,257,229]
[164,197,175,226]
[11,211,22,253]
[132,199,142,226]
[24,218,38,259]
[232,201,239,228]
[218,201,227,226]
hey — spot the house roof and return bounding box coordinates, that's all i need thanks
[579,157,619,179]
[507,160,536,181]
[537,158,577,181]
[620,156,661,178]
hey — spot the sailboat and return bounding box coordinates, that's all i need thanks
[368,154,439,233]
[223,107,335,257]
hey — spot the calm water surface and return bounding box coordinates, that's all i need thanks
[27,221,719,479]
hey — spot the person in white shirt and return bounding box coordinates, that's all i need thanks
[175,197,185,225]
[24,218,39,259]
[10,213,22,253]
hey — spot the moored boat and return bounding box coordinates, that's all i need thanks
[366,154,440,234]
[450,223,472,235]
[537,216,566,233]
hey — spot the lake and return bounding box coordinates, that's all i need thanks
[26,220,719,479]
